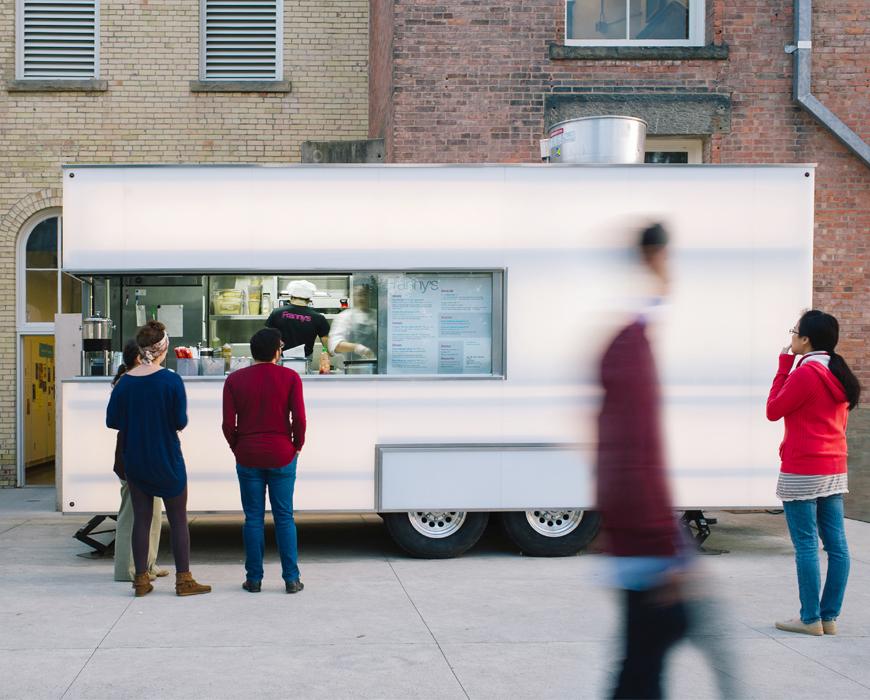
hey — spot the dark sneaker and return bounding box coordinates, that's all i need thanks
[285,580,304,594]
[242,580,261,593]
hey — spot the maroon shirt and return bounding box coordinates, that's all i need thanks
[595,320,678,557]
[222,363,306,468]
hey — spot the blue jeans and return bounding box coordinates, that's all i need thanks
[783,494,850,624]
[236,459,300,583]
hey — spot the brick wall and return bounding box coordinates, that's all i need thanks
[383,0,869,386]
[0,0,369,486]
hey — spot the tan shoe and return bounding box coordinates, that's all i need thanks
[150,567,170,578]
[133,572,154,597]
[822,620,837,635]
[775,618,823,636]
[175,571,211,596]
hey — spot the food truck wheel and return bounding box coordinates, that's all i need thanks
[500,510,601,557]
[383,511,489,559]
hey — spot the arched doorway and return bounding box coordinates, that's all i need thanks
[16,211,81,486]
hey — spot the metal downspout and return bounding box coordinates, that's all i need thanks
[791,0,870,168]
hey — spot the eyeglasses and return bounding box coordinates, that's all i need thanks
[789,328,800,335]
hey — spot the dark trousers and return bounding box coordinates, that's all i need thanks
[613,587,689,699]
[129,482,191,574]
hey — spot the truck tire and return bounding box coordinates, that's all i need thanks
[500,510,601,557]
[383,511,489,559]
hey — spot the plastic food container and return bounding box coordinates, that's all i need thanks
[176,358,200,376]
[200,357,226,376]
[344,359,377,375]
[212,290,243,315]
[247,286,262,315]
[229,357,252,373]
[282,357,308,374]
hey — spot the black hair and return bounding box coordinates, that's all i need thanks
[112,339,141,386]
[639,222,669,252]
[798,310,861,410]
[250,328,282,362]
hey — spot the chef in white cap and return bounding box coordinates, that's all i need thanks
[265,280,331,361]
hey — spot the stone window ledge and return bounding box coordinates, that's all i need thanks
[7,79,108,92]
[549,44,729,61]
[190,80,292,93]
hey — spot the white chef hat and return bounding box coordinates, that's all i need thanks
[287,280,317,300]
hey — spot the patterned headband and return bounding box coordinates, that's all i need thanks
[139,332,170,365]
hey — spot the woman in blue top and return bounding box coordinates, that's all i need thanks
[106,320,210,598]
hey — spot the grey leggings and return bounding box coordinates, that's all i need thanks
[129,482,190,575]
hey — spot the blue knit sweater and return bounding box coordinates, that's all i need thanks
[106,370,188,498]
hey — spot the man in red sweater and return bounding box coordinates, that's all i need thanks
[222,328,306,594]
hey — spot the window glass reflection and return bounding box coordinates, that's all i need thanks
[25,218,58,269]
[26,270,58,322]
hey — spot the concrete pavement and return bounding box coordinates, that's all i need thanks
[1,487,869,699]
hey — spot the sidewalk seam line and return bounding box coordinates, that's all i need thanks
[770,636,870,691]
[0,521,30,536]
[387,560,470,699]
[60,596,135,698]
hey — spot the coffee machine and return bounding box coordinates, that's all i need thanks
[81,314,115,376]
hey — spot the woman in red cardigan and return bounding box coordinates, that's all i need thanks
[767,310,861,636]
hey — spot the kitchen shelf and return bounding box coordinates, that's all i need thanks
[209,314,269,321]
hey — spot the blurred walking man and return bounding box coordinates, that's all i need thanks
[596,224,688,699]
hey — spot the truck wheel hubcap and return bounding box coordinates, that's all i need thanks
[408,511,467,538]
[525,509,583,537]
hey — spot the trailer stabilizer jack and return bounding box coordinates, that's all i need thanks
[681,510,728,555]
[73,515,117,556]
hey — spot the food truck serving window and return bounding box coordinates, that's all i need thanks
[80,270,505,378]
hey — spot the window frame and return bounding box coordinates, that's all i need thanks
[17,210,64,333]
[15,0,100,80]
[644,136,704,164]
[564,0,705,47]
[199,0,284,82]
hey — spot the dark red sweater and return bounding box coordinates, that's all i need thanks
[595,320,678,557]
[222,363,306,468]
[766,353,848,475]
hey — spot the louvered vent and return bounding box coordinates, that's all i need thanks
[203,0,281,80]
[20,0,97,78]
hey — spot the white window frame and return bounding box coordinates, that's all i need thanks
[644,137,704,163]
[15,0,100,80]
[564,0,704,47]
[17,210,64,334]
[199,0,284,81]
[16,210,64,487]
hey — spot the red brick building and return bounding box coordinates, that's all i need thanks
[368,0,869,515]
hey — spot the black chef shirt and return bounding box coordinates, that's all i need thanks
[266,304,330,357]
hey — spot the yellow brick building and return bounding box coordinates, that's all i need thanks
[0,0,369,486]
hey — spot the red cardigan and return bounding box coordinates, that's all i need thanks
[766,354,848,475]
[222,363,306,468]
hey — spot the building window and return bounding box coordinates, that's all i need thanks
[15,0,99,79]
[644,137,703,163]
[18,214,81,327]
[565,0,704,46]
[200,0,283,81]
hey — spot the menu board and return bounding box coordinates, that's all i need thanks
[384,274,493,375]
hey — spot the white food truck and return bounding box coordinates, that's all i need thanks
[59,163,813,557]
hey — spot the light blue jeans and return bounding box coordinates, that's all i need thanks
[236,459,299,584]
[783,494,850,624]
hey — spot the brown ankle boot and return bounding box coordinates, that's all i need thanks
[133,572,154,597]
[175,571,211,596]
